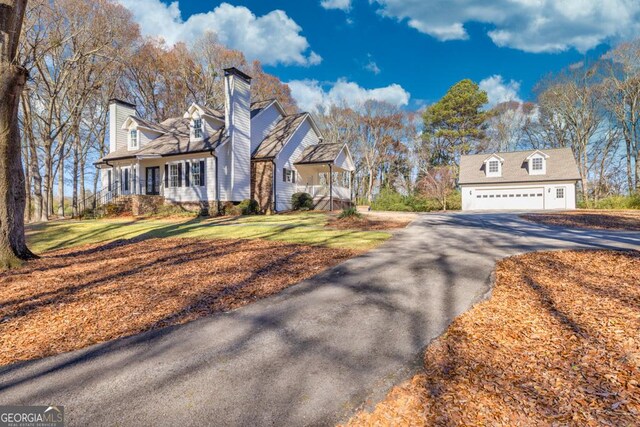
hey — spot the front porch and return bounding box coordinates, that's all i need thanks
[296,163,353,211]
[294,143,356,211]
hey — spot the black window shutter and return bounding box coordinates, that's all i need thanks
[124,169,129,191]
[292,169,296,184]
[164,164,169,187]
[185,161,190,187]
[178,163,183,187]
[200,160,206,186]
[283,168,287,182]
[108,170,112,191]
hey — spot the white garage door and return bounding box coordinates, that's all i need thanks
[473,188,544,210]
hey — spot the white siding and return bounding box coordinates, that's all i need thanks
[274,120,320,211]
[462,182,577,211]
[109,102,136,153]
[225,74,251,201]
[137,128,162,148]
[136,155,217,203]
[216,141,233,201]
[250,104,282,154]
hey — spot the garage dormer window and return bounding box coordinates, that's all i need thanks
[532,157,543,171]
[488,160,499,174]
[484,154,503,177]
[193,118,203,139]
[526,150,549,175]
[129,129,138,150]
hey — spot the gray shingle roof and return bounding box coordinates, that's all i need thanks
[458,147,581,185]
[295,143,345,164]
[99,118,226,162]
[128,116,166,133]
[250,99,275,118]
[253,113,308,160]
[99,102,304,163]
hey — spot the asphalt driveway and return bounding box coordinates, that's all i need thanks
[1,213,639,426]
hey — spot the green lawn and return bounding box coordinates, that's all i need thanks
[26,212,391,254]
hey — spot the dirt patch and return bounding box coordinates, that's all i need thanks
[522,210,640,231]
[0,238,357,366]
[343,250,640,426]
[327,216,411,231]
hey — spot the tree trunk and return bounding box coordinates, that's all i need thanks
[79,158,86,213]
[22,138,30,222]
[0,63,36,267]
[57,155,64,218]
[72,141,78,217]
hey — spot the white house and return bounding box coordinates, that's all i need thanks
[459,148,581,211]
[95,68,355,214]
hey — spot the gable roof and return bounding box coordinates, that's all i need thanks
[99,118,226,162]
[123,116,166,133]
[459,147,581,185]
[295,143,346,164]
[252,113,308,160]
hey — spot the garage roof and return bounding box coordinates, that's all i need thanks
[459,148,581,185]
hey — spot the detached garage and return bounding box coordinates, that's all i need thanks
[459,148,581,211]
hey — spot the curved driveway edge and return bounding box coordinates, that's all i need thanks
[1,213,639,426]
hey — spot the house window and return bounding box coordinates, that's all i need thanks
[193,118,203,139]
[532,157,543,171]
[129,129,138,149]
[191,162,202,187]
[488,160,499,174]
[283,168,296,183]
[556,188,565,199]
[170,164,179,188]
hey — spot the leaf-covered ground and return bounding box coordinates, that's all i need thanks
[0,238,357,366]
[344,250,640,426]
[327,216,412,231]
[522,210,640,231]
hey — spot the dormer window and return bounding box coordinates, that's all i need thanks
[532,157,543,171]
[193,118,203,139]
[526,151,548,175]
[129,129,138,149]
[488,160,499,174]
[484,154,503,177]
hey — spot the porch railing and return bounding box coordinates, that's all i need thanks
[298,185,351,200]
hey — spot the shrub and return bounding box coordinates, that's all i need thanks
[223,201,241,216]
[592,193,640,210]
[371,187,462,212]
[338,206,362,219]
[292,192,314,211]
[238,199,260,215]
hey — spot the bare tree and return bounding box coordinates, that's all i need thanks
[417,165,456,210]
[602,40,640,193]
[0,0,35,268]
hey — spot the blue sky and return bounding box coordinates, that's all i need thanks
[117,0,639,112]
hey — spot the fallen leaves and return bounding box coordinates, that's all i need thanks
[0,238,357,366]
[343,250,640,426]
[522,210,640,231]
[327,217,411,231]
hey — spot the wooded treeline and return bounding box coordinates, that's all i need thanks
[318,41,640,208]
[18,0,640,222]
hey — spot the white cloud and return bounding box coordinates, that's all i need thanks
[479,75,522,108]
[288,79,410,112]
[364,55,381,75]
[371,0,640,53]
[116,0,321,66]
[320,0,352,11]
